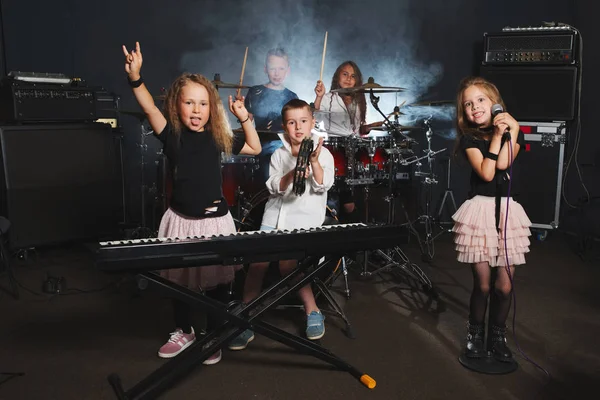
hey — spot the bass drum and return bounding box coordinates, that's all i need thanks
[221,154,260,207]
[237,189,340,232]
[323,137,348,178]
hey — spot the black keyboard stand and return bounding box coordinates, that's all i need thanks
[276,256,356,339]
[107,254,376,400]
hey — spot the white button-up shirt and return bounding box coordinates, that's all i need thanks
[261,134,335,230]
[315,92,362,136]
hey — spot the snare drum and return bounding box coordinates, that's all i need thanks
[323,137,348,177]
[221,154,259,206]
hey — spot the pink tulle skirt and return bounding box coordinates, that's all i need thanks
[158,208,241,290]
[452,195,532,267]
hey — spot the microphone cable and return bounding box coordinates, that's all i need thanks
[502,137,552,381]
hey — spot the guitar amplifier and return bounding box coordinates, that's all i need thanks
[0,78,97,123]
[483,26,578,65]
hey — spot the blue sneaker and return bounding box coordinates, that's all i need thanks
[306,311,325,340]
[228,329,255,350]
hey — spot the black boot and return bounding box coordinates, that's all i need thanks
[465,321,486,358]
[488,324,513,362]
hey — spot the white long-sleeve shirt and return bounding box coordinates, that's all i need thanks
[261,134,335,230]
[315,92,362,136]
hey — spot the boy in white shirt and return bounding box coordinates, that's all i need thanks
[229,99,335,350]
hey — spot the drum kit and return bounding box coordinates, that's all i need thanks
[213,75,450,292]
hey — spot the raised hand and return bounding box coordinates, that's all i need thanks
[314,80,326,98]
[310,137,324,163]
[122,41,143,80]
[229,95,249,122]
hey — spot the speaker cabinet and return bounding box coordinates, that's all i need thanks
[0,123,124,249]
[480,65,577,121]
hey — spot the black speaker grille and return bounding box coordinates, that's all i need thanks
[480,66,577,121]
[0,123,123,249]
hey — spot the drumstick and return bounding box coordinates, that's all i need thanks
[319,31,328,82]
[237,46,249,98]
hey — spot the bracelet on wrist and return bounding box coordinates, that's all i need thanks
[485,151,499,161]
[238,115,250,124]
[128,75,143,88]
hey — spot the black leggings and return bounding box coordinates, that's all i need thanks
[173,284,231,334]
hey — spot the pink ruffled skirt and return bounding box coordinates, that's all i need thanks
[452,195,532,267]
[158,208,241,290]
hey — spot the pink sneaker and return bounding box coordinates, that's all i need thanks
[158,327,196,358]
[202,349,222,365]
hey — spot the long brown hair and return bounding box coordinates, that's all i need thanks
[330,61,367,126]
[163,73,233,154]
[453,76,506,158]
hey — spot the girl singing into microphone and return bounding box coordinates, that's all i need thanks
[452,76,531,362]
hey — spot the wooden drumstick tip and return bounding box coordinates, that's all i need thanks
[237,46,249,98]
[360,374,376,389]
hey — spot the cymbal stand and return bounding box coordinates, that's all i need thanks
[437,157,457,226]
[355,90,433,292]
[369,93,417,144]
[412,116,447,260]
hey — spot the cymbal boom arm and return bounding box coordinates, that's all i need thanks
[368,90,412,142]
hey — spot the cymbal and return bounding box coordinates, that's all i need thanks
[371,125,423,132]
[211,73,250,90]
[387,102,407,117]
[212,73,249,89]
[331,77,406,94]
[387,110,406,117]
[212,81,250,89]
[409,100,455,107]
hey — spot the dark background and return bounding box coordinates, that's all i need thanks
[1,0,598,239]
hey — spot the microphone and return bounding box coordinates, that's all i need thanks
[491,103,504,118]
[491,104,511,141]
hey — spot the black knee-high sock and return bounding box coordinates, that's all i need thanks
[173,299,193,334]
[205,284,232,332]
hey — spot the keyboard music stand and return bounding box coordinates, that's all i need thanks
[105,249,379,399]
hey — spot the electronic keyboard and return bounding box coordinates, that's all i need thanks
[96,223,407,273]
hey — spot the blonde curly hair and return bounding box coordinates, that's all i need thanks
[163,73,233,154]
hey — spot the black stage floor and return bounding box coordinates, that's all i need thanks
[1,229,599,400]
